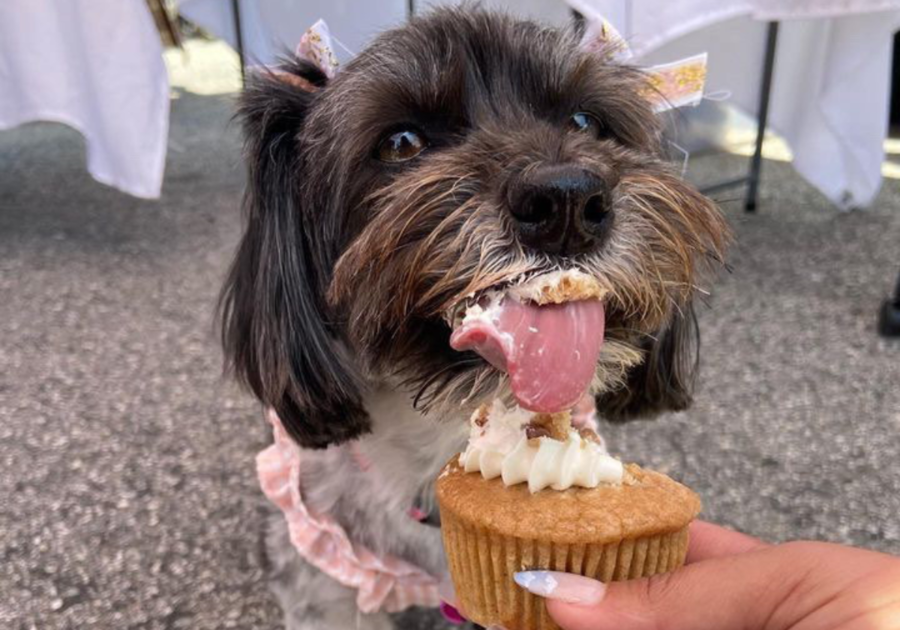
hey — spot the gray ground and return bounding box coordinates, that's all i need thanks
[1,88,898,630]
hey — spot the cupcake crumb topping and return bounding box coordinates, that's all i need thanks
[524,424,551,442]
[459,400,624,493]
[578,427,603,445]
[474,405,490,427]
[508,269,609,305]
[526,412,570,441]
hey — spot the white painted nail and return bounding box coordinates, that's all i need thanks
[514,570,560,597]
[514,571,606,606]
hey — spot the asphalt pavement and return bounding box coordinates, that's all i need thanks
[2,76,899,629]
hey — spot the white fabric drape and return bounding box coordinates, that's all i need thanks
[571,0,900,209]
[0,0,170,199]
[177,0,409,67]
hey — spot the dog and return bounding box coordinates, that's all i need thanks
[219,8,728,629]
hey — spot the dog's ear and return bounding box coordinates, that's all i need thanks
[595,303,699,421]
[220,60,370,449]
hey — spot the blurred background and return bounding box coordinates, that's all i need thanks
[2,1,899,628]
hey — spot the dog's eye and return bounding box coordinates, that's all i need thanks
[377,130,426,162]
[568,112,608,139]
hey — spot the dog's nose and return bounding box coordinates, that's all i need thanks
[508,166,614,256]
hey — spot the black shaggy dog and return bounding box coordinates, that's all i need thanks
[220,8,726,629]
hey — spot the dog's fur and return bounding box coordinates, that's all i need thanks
[220,8,727,628]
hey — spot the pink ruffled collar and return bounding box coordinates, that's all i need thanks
[256,410,443,615]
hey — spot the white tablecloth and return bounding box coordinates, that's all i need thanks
[181,0,900,209]
[0,0,170,199]
[177,0,573,67]
[571,0,900,209]
[178,0,409,67]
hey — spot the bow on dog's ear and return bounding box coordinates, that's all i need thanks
[220,60,370,449]
[595,303,700,421]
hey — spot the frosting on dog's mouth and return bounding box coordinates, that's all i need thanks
[448,270,608,414]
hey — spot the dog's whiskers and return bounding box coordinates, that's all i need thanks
[409,355,484,411]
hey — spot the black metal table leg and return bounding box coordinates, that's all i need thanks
[231,0,246,85]
[699,21,780,211]
[745,21,780,212]
[878,269,900,337]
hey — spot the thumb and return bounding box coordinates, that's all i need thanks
[519,543,830,630]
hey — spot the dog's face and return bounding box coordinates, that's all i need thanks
[221,10,728,448]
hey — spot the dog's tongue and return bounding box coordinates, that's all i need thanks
[450,297,605,413]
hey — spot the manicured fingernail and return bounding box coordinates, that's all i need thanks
[514,571,606,605]
[440,601,466,624]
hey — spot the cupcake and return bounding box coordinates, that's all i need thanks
[436,401,700,630]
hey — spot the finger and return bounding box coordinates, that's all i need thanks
[514,571,606,605]
[525,545,811,630]
[686,520,769,564]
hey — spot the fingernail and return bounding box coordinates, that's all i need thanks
[440,601,466,624]
[486,626,508,630]
[514,571,606,606]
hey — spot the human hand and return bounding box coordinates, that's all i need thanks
[508,520,900,630]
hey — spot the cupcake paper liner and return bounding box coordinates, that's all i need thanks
[440,508,690,630]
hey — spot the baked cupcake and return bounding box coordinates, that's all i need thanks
[436,401,700,630]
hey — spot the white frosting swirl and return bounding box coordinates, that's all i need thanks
[459,400,623,493]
